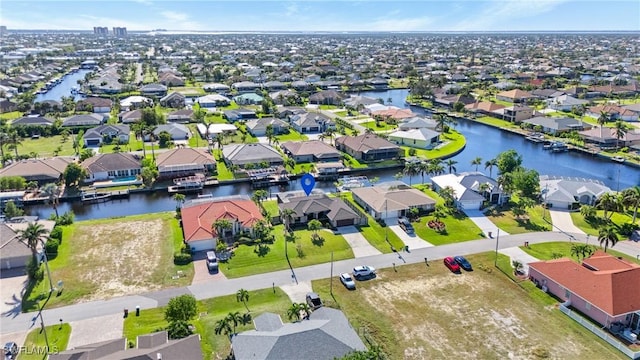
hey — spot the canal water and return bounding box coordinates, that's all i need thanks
[35,69,91,102]
[25,89,639,220]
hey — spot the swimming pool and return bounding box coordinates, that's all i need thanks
[113,176,138,182]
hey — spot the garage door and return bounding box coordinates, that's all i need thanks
[336,219,354,227]
[86,139,100,146]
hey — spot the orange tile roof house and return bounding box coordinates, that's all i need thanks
[496,89,535,103]
[0,157,74,184]
[335,133,402,162]
[529,251,640,335]
[181,198,263,251]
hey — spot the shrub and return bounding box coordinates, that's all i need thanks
[26,257,44,282]
[167,320,193,339]
[408,148,417,156]
[45,239,59,258]
[49,226,63,241]
[173,252,192,265]
[56,211,75,226]
[619,222,639,236]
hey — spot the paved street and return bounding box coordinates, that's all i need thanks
[5,231,634,336]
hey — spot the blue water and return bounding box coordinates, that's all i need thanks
[35,69,92,102]
[113,176,137,182]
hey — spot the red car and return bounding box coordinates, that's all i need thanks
[443,257,460,273]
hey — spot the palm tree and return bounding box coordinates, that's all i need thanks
[484,158,498,178]
[0,129,9,166]
[298,302,311,320]
[236,288,250,312]
[477,182,491,200]
[41,182,61,218]
[251,189,268,208]
[427,159,444,176]
[212,219,233,240]
[281,208,296,232]
[597,110,609,140]
[621,186,640,224]
[417,161,429,184]
[323,128,335,145]
[595,193,621,220]
[307,219,323,242]
[402,162,419,185]
[287,303,301,321]
[173,193,186,209]
[613,120,630,150]
[471,157,482,172]
[580,204,596,220]
[225,311,244,334]
[214,317,233,337]
[265,124,275,145]
[214,133,224,151]
[132,123,146,158]
[18,222,49,261]
[9,130,21,158]
[444,159,458,174]
[598,225,619,252]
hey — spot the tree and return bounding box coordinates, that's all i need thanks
[597,110,609,139]
[213,219,233,240]
[470,157,482,172]
[63,163,87,187]
[173,193,186,209]
[157,131,172,148]
[510,168,540,200]
[236,288,250,312]
[18,222,49,261]
[3,200,23,218]
[484,158,498,178]
[570,243,595,261]
[512,260,523,274]
[79,148,94,162]
[402,162,419,185]
[307,219,323,242]
[225,311,244,334]
[265,124,275,145]
[214,317,233,337]
[41,182,61,218]
[621,186,640,224]
[595,193,621,220]
[496,150,522,174]
[251,189,268,208]
[445,159,458,174]
[164,294,197,323]
[0,129,9,166]
[598,225,619,252]
[8,130,22,158]
[287,303,302,321]
[167,320,192,339]
[339,346,386,360]
[140,167,158,187]
[214,132,224,150]
[580,204,597,220]
[281,208,296,232]
[613,120,630,150]
[439,186,456,208]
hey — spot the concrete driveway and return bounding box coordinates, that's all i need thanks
[386,218,433,250]
[336,226,382,258]
[464,209,510,237]
[67,314,123,348]
[498,247,540,275]
[0,269,28,319]
[280,281,313,303]
[191,252,227,285]
[548,209,585,235]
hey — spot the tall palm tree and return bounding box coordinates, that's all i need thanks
[9,130,21,158]
[173,193,186,209]
[214,317,232,337]
[484,158,498,178]
[0,128,9,166]
[41,182,61,218]
[471,157,482,172]
[287,303,301,321]
[598,225,619,252]
[621,186,640,224]
[236,288,250,312]
[281,208,296,232]
[613,120,630,150]
[444,159,458,174]
[214,132,224,150]
[265,124,275,145]
[595,193,621,220]
[417,161,429,184]
[225,311,244,334]
[132,123,146,158]
[18,222,49,261]
[212,219,233,240]
[428,159,444,176]
[402,162,419,185]
[597,110,609,140]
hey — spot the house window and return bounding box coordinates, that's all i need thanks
[564,289,571,299]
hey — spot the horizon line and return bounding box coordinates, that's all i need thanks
[3,29,640,34]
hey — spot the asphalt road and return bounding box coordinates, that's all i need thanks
[5,231,638,335]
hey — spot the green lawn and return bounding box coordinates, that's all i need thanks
[361,121,397,131]
[212,150,234,180]
[342,154,369,169]
[124,288,292,360]
[519,241,640,264]
[172,86,206,96]
[485,204,551,234]
[570,211,635,237]
[475,116,522,130]
[14,135,76,157]
[1,111,23,121]
[261,200,280,218]
[220,224,353,278]
[275,130,308,142]
[20,323,71,360]
[339,192,404,253]
[401,130,466,160]
[412,185,484,244]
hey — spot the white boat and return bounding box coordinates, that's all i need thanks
[81,191,111,203]
[612,156,625,163]
[168,173,205,193]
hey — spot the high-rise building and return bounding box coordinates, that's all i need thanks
[0,26,7,35]
[112,27,127,37]
[93,27,108,36]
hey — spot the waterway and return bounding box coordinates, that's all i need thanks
[35,69,91,102]
[25,89,639,221]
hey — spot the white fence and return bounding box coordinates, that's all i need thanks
[559,305,640,359]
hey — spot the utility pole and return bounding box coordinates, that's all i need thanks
[494,228,500,267]
[330,252,334,296]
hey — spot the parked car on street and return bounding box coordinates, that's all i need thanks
[398,217,415,235]
[454,256,473,271]
[306,292,324,309]
[353,265,376,280]
[443,256,460,273]
[206,251,218,273]
[340,273,356,290]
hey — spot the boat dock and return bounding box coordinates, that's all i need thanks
[81,189,130,203]
[168,173,206,193]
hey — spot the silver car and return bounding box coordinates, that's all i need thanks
[340,273,356,290]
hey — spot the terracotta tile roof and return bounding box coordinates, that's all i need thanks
[497,89,534,100]
[156,148,215,168]
[464,101,506,112]
[529,251,640,316]
[372,108,415,120]
[181,200,263,243]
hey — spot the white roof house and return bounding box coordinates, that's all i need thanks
[387,128,440,149]
[431,172,508,210]
[540,175,612,210]
[119,96,152,110]
[196,123,238,139]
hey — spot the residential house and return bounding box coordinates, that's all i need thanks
[493,105,534,123]
[351,181,436,220]
[308,90,344,105]
[291,80,312,91]
[49,331,203,360]
[531,89,566,99]
[586,105,639,122]
[84,124,130,147]
[335,133,402,162]
[464,101,506,116]
[277,191,364,228]
[223,108,257,122]
[0,157,73,184]
[81,152,142,182]
[289,112,335,133]
[159,92,186,108]
[0,99,18,113]
[433,94,476,108]
[280,140,341,163]
[496,89,535,103]
[398,116,437,131]
[1,220,56,270]
[540,175,612,209]
[232,308,366,360]
[167,109,194,123]
[197,94,231,108]
[522,116,591,135]
[546,94,589,112]
[158,72,185,87]
[197,123,238,139]
[245,117,289,137]
[269,90,298,105]
[579,127,640,148]
[263,81,286,91]
[431,172,508,210]
[371,107,415,123]
[181,197,263,251]
[314,162,346,177]
[148,123,191,141]
[232,81,260,93]
[343,95,379,109]
[388,128,440,149]
[222,143,284,168]
[120,96,152,111]
[233,93,264,105]
[528,251,640,335]
[622,103,640,118]
[368,77,389,89]
[202,83,230,93]
[12,116,54,127]
[62,113,104,127]
[119,109,142,124]
[76,97,112,113]
[139,83,168,97]
[156,148,216,179]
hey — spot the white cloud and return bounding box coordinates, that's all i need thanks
[131,0,153,5]
[451,0,568,31]
[161,11,189,22]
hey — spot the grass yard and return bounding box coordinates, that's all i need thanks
[401,130,466,160]
[570,211,635,237]
[312,252,628,359]
[519,241,640,265]
[261,200,280,217]
[475,116,523,130]
[124,288,291,360]
[485,203,551,234]
[23,212,194,311]
[20,323,71,360]
[173,86,206,96]
[361,121,397,131]
[220,224,353,278]
[212,150,234,180]
[1,111,23,121]
[15,135,76,157]
[275,129,308,142]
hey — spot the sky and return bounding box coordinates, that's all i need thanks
[1,0,639,32]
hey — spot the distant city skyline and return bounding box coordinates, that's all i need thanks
[1,0,639,32]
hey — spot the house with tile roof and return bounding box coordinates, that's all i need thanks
[12,116,55,127]
[222,143,284,168]
[371,107,415,123]
[84,124,130,147]
[529,251,640,335]
[81,153,142,182]
[289,112,335,134]
[0,222,31,270]
[464,101,506,116]
[335,133,402,162]
[280,140,341,163]
[522,116,591,135]
[0,157,74,184]
[155,148,215,179]
[431,172,508,210]
[277,191,364,228]
[76,97,112,113]
[586,105,639,122]
[540,175,612,210]
[181,197,263,251]
[351,181,435,220]
[496,89,535,103]
[232,307,366,360]
[245,117,289,137]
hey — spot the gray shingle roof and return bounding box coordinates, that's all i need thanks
[222,143,283,165]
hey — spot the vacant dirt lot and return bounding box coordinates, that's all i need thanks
[315,254,627,360]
